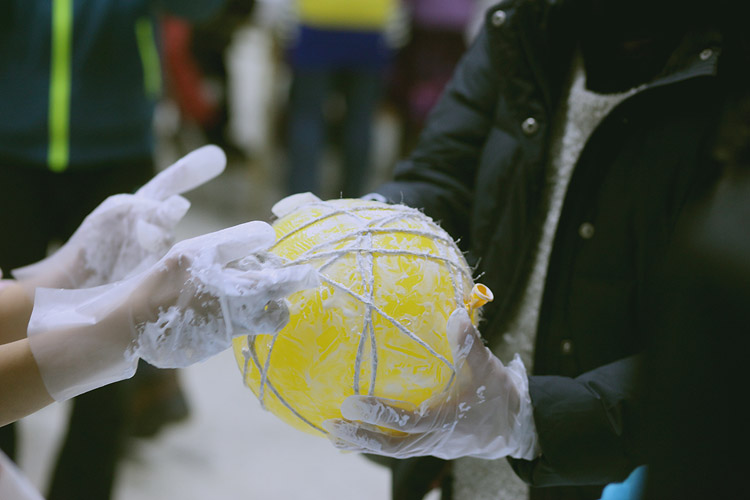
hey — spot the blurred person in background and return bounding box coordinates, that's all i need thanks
[387,0,476,156]
[0,1,225,498]
[161,0,256,161]
[276,0,409,199]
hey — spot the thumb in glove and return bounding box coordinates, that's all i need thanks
[324,308,539,460]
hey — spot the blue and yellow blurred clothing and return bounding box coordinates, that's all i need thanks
[279,0,406,198]
[297,0,396,29]
[288,27,393,70]
[0,0,223,171]
[282,0,406,70]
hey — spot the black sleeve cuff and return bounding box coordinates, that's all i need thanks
[510,356,645,487]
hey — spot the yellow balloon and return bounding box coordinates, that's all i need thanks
[232,195,489,437]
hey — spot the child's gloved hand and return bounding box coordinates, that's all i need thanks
[324,308,539,460]
[13,145,226,291]
[26,221,320,402]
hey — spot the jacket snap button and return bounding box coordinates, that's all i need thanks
[521,117,538,135]
[699,48,713,61]
[578,222,595,239]
[561,339,573,355]
[491,10,507,27]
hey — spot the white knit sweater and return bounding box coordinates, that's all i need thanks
[452,54,640,500]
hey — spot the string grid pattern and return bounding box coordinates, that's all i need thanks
[241,200,473,435]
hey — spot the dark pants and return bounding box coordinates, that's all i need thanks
[0,157,154,270]
[0,156,154,499]
[286,66,385,199]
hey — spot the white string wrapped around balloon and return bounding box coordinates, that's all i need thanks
[232,193,492,436]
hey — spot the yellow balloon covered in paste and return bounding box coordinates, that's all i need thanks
[232,194,488,436]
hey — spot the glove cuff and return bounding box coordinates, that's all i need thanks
[505,354,540,460]
[26,285,139,402]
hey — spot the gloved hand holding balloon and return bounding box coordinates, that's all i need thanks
[231,193,503,448]
[324,307,539,460]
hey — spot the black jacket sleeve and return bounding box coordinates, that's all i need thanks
[375,26,500,244]
[510,356,647,487]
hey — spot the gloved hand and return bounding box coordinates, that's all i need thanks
[324,308,539,460]
[12,145,226,291]
[26,221,320,402]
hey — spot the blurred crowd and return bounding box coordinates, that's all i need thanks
[158,0,492,197]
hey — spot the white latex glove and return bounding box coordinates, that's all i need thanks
[12,145,226,290]
[26,221,320,402]
[324,308,539,460]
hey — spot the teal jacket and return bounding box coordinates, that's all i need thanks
[0,0,224,171]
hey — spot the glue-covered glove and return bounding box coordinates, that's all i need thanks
[12,145,226,291]
[324,308,539,460]
[26,221,320,402]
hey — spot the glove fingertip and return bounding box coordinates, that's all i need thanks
[243,220,276,245]
[506,353,529,380]
[340,396,368,421]
[271,192,322,218]
[137,145,226,200]
[136,220,165,252]
[447,307,472,332]
[212,221,276,264]
[322,418,342,434]
[299,265,322,288]
[446,307,478,361]
[323,421,365,452]
[162,195,191,222]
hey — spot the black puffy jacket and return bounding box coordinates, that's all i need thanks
[375,0,730,497]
